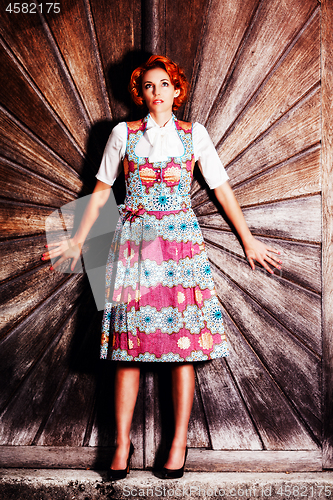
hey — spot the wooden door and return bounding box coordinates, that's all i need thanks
[0,0,331,471]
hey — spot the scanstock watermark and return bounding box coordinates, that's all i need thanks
[45,191,282,311]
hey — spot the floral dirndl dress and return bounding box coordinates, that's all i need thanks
[100,115,229,362]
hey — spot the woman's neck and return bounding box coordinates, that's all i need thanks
[149,111,173,127]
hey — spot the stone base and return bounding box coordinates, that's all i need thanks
[1,469,333,500]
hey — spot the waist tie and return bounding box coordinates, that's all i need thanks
[123,204,146,223]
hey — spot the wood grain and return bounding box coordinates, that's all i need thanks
[223,312,319,448]
[187,379,211,448]
[192,146,320,209]
[232,147,320,207]
[214,9,320,164]
[0,446,322,471]
[0,202,54,240]
[207,0,317,143]
[45,0,112,123]
[201,229,321,294]
[0,236,49,283]
[186,449,322,472]
[321,0,333,469]
[0,5,92,149]
[195,360,263,450]
[0,158,75,207]
[207,242,321,354]
[186,0,260,123]
[225,86,321,183]
[165,0,209,120]
[213,267,321,441]
[0,298,96,445]
[0,39,86,166]
[0,275,87,414]
[90,0,142,120]
[196,195,322,243]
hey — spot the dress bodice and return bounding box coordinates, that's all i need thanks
[122,114,195,213]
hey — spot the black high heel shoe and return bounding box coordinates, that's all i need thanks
[107,442,134,481]
[159,446,188,479]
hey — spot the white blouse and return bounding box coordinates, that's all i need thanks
[95,115,229,190]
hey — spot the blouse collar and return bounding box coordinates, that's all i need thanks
[143,113,177,162]
[143,113,177,131]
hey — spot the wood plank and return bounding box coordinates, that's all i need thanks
[0,6,91,149]
[0,296,96,445]
[223,310,320,447]
[321,0,333,469]
[210,264,321,440]
[44,0,112,122]
[186,0,260,123]
[36,372,96,446]
[0,158,75,207]
[206,0,317,144]
[192,146,320,208]
[195,360,263,450]
[144,369,162,468]
[0,446,321,471]
[225,86,320,183]
[0,275,87,413]
[213,9,320,164]
[0,39,85,167]
[207,242,321,355]
[232,147,320,206]
[187,380,211,448]
[196,195,322,243]
[201,229,321,294]
[0,201,53,240]
[0,110,83,192]
[91,0,142,120]
[165,0,209,120]
[0,236,48,283]
[143,0,166,55]
[0,265,68,336]
[186,450,322,472]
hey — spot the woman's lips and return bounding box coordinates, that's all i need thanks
[153,99,163,104]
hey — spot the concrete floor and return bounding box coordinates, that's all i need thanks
[1,469,333,499]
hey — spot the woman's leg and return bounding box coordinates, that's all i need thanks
[110,361,140,470]
[163,363,195,469]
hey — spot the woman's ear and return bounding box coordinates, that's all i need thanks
[174,89,180,97]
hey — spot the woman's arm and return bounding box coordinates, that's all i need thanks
[42,180,112,271]
[214,181,281,274]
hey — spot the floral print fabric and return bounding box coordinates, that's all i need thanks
[100,114,229,362]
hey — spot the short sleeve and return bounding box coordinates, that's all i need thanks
[193,122,229,190]
[95,122,127,186]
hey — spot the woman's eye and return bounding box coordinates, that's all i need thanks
[144,84,152,89]
[162,82,169,87]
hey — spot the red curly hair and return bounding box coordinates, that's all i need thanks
[128,55,188,111]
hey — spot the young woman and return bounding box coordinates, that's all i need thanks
[42,55,281,480]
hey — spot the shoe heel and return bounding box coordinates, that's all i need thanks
[107,442,134,481]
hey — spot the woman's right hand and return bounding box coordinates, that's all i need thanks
[41,238,82,272]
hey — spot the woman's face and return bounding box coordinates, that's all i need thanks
[142,67,180,115]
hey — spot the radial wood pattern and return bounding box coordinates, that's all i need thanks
[0,0,327,470]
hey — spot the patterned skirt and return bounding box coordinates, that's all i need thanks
[99,207,229,362]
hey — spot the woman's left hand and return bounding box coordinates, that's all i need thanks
[243,236,281,274]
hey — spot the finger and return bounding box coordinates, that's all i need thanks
[51,255,68,270]
[261,261,274,274]
[265,255,281,269]
[44,249,61,260]
[267,254,282,264]
[266,246,281,255]
[247,256,255,271]
[70,256,80,271]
